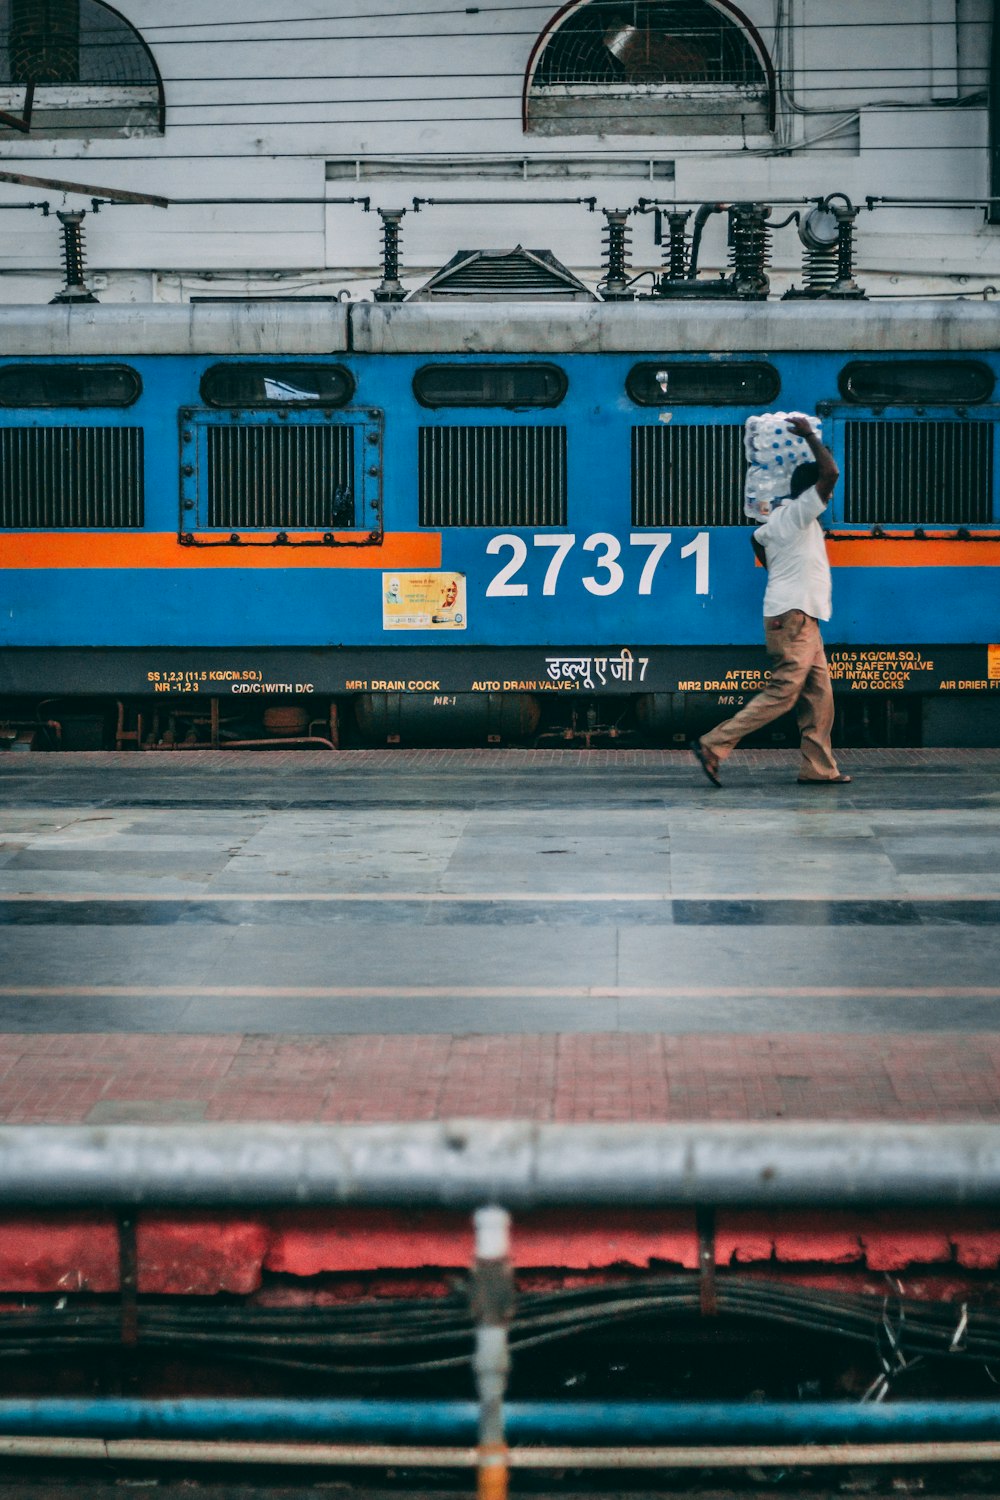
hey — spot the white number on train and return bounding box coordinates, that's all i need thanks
[534,534,575,596]
[484,534,529,596]
[484,532,708,598]
[629,534,673,594]
[680,532,710,595]
[582,533,625,596]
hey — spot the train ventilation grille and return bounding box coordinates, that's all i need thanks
[207,425,355,528]
[843,420,993,525]
[0,426,143,528]
[410,248,595,300]
[632,424,746,527]
[420,426,567,526]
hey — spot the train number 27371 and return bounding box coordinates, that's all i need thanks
[485,532,709,598]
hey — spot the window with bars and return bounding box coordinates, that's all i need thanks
[526,0,772,138]
[0,0,163,136]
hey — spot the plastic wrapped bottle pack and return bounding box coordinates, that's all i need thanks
[743,412,821,520]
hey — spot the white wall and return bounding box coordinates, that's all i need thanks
[0,0,995,301]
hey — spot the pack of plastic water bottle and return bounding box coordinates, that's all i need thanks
[743,412,821,520]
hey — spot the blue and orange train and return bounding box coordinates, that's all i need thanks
[0,297,997,747]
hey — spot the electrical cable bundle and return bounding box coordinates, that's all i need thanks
[0,1275,991,1382]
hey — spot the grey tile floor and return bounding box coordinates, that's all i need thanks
[0,748,998,1033]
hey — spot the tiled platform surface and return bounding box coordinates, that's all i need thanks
[1,746,999,1124]
[4,1032,1000,1124]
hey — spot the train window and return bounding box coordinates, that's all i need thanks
[839,361,994,406]
[627,362,780,406]
[200,364,355,408]
[0,364,141,408]
[413,364,567,409]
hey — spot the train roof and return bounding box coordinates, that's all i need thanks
[0,302,350,357]
[352,299,1000,355]
[0,297,994,357]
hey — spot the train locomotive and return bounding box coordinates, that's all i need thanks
[0,231,997,750]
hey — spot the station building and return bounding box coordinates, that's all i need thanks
[0,0,996,303]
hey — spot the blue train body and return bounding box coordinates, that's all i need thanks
[0,300,997,746]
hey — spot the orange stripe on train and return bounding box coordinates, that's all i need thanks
[4,534,998,570]
[1,532,442,569]
[827,539,1000,567]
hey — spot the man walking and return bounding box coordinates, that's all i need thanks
[690,414,851,787]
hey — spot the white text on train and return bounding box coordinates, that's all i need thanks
[484,532,709,598]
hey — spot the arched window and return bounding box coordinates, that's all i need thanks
[0,0,163,137]
[524,0,774,138]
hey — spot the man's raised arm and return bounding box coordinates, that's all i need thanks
[787,414,839,500]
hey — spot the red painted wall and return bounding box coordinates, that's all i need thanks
[0,1210,998,1295]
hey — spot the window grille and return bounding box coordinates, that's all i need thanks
[534,0,764,86]
[420,427,567,527]
[0,425,143,527]
[632,424,746,526]
[0,0,163,135]
[207,426,355,530]
[843,421,993,526]
[526,0,772,137]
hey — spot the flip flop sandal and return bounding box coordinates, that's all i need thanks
[690,740,722,787]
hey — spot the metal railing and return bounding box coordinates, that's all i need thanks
[2,1122,1000,1492]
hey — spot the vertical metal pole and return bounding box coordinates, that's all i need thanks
[118,1212,138,1346]
[470,1207,514,1500]
[696,1206,718,1317]
[117,1212,139,1394]
[991,0,1000,224]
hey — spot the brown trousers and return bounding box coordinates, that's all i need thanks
[700,610,841,781]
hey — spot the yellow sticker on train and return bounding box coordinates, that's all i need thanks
[382,572,467,631]
[989,645,1000,680]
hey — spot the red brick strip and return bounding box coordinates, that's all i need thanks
[1,1033,999,1123]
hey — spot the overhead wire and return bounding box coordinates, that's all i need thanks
[0,142,987,161]
[53,18,994,45]
[137,4,987,32]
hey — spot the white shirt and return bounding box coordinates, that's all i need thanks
[754,485,832,622]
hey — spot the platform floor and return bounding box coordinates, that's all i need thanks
[0,746,998,1123]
